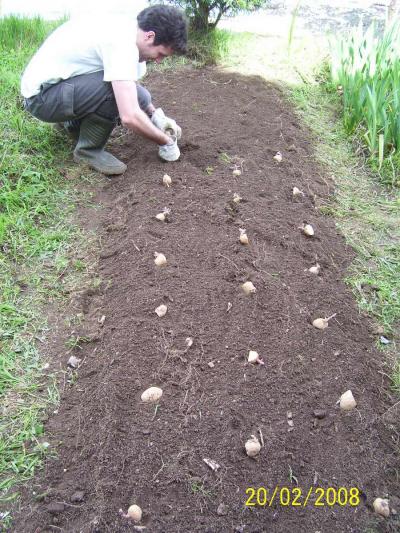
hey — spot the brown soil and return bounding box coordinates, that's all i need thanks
[13,67,400,532]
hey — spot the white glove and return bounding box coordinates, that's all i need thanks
[151,107,182,140]
[159,136,180,162]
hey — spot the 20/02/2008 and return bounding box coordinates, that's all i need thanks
[245,486,361,508]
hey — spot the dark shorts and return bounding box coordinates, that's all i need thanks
[23,70,151,123]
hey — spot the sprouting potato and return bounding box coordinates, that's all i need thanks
[242,281,256,295]
[155,304,168,317]
[154,252,167,267]
[373,498,390,517]
[245,435,261,457]
[162,174,172,187]
[141,386,163,403]
[312,313,336,330]
[239,228,249,245]
[308,263,321,274]
[248,350,264,365]
[339,390,357,411]
[127,505,142,522]
[155,207,170,221]
[301,223,315,237]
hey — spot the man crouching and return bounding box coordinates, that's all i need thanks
[21,5,188,175]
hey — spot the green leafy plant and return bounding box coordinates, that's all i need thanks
[330,20,400,182]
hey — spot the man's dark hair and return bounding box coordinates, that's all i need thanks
[137,5,188,55]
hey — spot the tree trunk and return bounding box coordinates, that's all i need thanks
[210,8,223,29]
[191,1,211,32]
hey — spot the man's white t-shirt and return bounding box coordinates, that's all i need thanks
[21,16,147,98]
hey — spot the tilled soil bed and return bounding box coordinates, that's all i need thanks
[14,67,399,532]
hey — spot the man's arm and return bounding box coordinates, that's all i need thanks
[112,80,170,145]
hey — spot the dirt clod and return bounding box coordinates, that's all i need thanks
[67,355,81,368]
[313,409,327,419]
[70,491,85,503]
[46,502,65,514]
[217,503,228,516]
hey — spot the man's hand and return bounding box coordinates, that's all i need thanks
[151,108,182,140]
[112,81,170,145]
[159,136,180,162]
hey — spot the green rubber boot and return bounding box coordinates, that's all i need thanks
[73,113,127,175]
[54,120,81,141]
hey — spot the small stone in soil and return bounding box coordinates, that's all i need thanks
[70,491,85,503]
[67,356,81,368]
[217,503,228,516]
[313,409,327,419]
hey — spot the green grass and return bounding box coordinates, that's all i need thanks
[393,359,400,394]
[0,16,64,49]
[0,15,94,508]
[186,28,233,64]
[149,27,236,70]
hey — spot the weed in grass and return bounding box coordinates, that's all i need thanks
[65,335,91,350]
[90,277,102,290]
[218,152,232,164]
[67,370,79,386]
[64,314,82,329]
[392,360,400,394]
[73,259,86,272]
[188,478,214,498]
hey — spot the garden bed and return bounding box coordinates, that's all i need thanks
[14,66,399,532]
